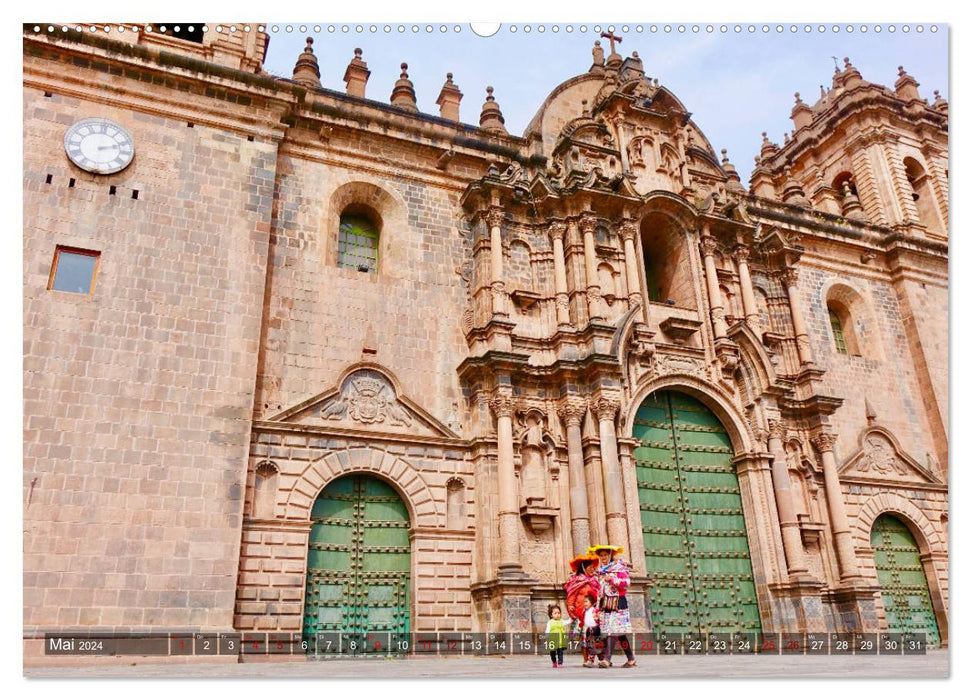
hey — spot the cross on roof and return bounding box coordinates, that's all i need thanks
[600,30,623,56]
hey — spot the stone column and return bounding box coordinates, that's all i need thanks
[733,244,760,335]
[767,419,811,579]
[558,399,590,553]
[549,219,571,329]
[490,390,521,573]
[812,432,863,583]
[782,268,814,366]
[619,219,644,315]
[486,207,508,318]
[632,228,652,325]
[594,396,629,550]
[579,213,604,322]
[700,231,728,340]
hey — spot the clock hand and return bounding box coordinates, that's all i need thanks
[98,145,120,150]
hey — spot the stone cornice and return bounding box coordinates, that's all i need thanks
[250,420,470,449]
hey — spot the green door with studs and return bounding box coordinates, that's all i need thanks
[871,514,941,647]
[302,474,411,653]
[634,390,762,636]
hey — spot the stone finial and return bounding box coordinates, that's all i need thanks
[435,72,463,122]
[390,62,418,112]
[760,131,779,160]
[931,89,948,114]
[840,181,866,221]
[721,149,745,193]
[865,396,878,423]
[292,37,321,88]
[894,65,922,102]
[479,86,507,135]
[781,168,810,207]
[620,50,645,81]
[791,91,813,131]
[841,56,864,88]
[343,48,371,98]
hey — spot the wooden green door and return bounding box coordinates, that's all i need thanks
[634,390,762,636]
[871,514,941,646]
[302,474,411,653]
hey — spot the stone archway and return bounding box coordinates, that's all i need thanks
[854,492,948,646]
[283,446,441,528]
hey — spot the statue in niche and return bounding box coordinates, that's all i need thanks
[519,411,550,506]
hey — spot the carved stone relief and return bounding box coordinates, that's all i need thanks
[319,370,413,427]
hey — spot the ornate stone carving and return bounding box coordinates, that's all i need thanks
[733,244,751,263]
[618,218,639,241]
[811,432,838,453]
[767,418,789,442]
[592,396,621,422]
[856,433,908,476]
[578,212,598,234]
[485,207,505,229]
[747,418,769,445]
[699,235,719,257]
[652,352,706,378]
[548,219,567,241]
[319,371,413,427]
[781,268,800,287]
[557,398,588,427]
[489,391,516,419]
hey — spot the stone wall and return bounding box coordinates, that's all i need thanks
[23,78,274,636]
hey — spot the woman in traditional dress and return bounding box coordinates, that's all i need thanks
[564,554,602,667]
[588,544,636,668]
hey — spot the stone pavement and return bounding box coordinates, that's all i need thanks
[26,650,949,678]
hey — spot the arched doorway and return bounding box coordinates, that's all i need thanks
[633,390,762,635]
[302,473,411,652]
[871,513,941,646]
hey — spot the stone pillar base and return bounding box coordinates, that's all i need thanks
[626,576,654,633]
[767,579,826,632]
[471,576,538,634]
[824,583,881,633]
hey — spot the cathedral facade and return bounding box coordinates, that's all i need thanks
[23,25,948,661]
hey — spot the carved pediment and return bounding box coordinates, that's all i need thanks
[267,364,459,438]
[838,425,942,485]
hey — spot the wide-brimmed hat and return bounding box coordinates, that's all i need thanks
[587,544,625,556]
[568,554,599,572]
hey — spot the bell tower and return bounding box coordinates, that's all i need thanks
[751,58,948,241]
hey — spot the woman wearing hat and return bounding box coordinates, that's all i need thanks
[564,554,602,667]
[588,544,636,668]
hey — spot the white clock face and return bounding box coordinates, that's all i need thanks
[63,118,135,175]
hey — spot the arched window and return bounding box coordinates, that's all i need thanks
[826,298,862,356]
[829,308,848,355]
[338,210,380,273]
[832,171,857,197]
[903,157,944,234]
[640,211,695,309]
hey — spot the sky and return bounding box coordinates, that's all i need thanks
[262,23,948,182]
